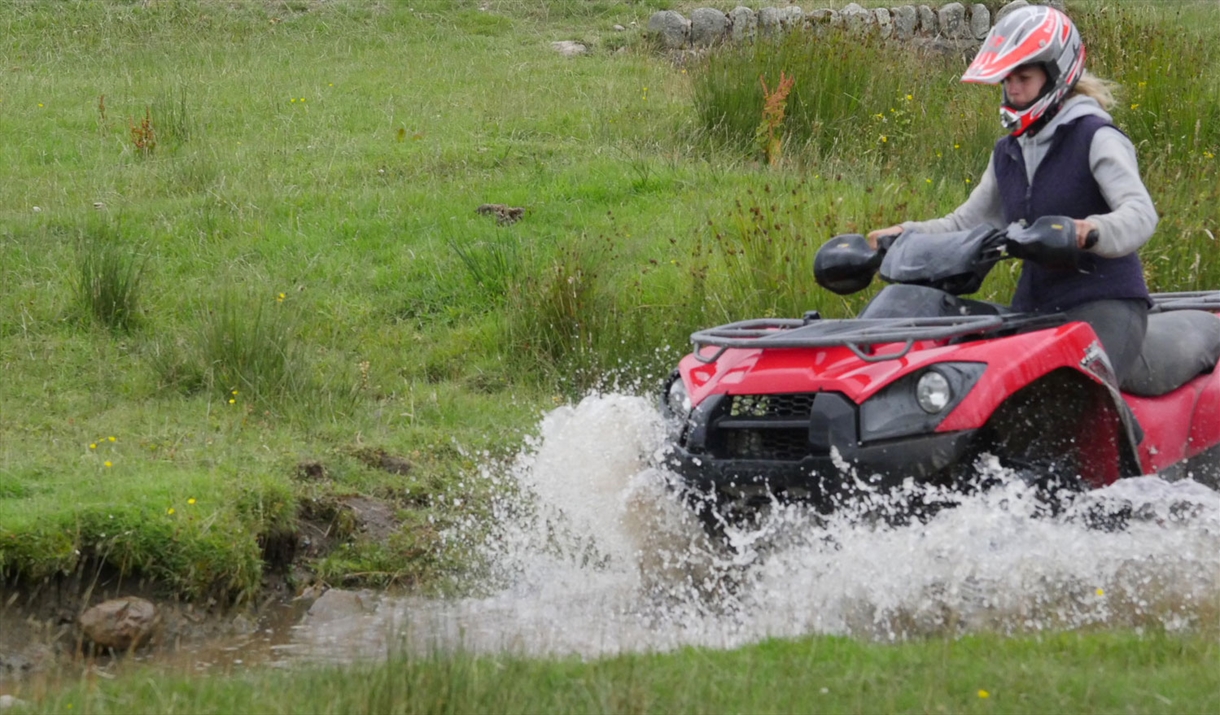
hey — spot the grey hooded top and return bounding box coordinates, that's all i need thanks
[900,95,1158,259]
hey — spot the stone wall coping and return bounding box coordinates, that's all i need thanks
[647,1,1066,49]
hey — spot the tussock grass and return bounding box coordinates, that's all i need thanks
[195,291,306,402]
[149,290,308,405]
[75,221,146,333]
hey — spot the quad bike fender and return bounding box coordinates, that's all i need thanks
[935,322,1143,485]
[1189,373,1220,458]
[1127,371,1220,473]
[937,322,1120,432]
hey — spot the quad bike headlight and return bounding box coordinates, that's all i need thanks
[859,362,987,442]
[916,370,952,413]
[662,372,692,420]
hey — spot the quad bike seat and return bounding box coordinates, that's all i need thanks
[1121,310,1220,397]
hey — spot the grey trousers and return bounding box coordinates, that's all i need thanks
[1062,298,1149,385]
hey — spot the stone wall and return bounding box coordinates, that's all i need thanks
[646,1,1065,49]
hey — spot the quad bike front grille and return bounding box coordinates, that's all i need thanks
[728,393,816,419]
[712,392,825,461]
[724,427,811,460]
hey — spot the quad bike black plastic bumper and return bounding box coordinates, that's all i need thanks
[661,429,978,506]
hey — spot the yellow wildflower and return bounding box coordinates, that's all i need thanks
[188,498,197,505]
[104,461,112,468]
[978,690,990,699]
[167,507,175,515]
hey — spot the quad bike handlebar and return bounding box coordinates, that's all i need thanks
[814,215,1095,297]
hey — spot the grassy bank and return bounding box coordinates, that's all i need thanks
[1,0,1217,599]
[10,629,1218,714]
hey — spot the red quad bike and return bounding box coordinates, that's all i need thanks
[658,217,1220,527]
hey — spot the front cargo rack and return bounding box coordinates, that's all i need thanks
[688,291,1220,365]
[689,313,1066,364]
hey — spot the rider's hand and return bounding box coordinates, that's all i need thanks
[1074,218,1099,249]
[866,225,904,249]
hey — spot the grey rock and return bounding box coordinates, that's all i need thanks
[805,8,839,31]
[613,24,626,32]
[841,3,874,35]
[305,588,380,624]
[875,8,893,39]
[892,6,918,40]
[938,2,967,38]
[758,6,783,36]
[995,0,1030,23]
[230,612,258,635]
[729,6,756,42]
[691,8,729,47]
[970,3,991,39]
[780,6,804,30]
[647,10,689,49]
[917,5,937,36]
[80,597,157,651]
[0,695,31,711]
[551,40,587,57]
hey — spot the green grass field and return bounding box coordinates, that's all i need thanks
[2,0,1219,710]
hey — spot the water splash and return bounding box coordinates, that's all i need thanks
[287,393,1220,661]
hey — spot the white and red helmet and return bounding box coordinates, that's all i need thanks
[962,5,1085,136]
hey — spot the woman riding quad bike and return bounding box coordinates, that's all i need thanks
[659,222,1220,529]
[870,5,1155,386]
[657,7,1220,529]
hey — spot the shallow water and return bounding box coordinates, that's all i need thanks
[277,393,1220,663]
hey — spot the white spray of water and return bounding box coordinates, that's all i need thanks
[287,393,1220,661]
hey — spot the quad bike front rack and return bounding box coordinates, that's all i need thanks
[689,314,1063,364]
[689,291,1220,365]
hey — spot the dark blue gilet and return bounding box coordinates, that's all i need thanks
[993,114,1151,313]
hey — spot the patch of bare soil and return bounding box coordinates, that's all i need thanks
[1,454,420,682]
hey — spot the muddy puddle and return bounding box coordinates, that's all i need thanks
[3,393,1218,683]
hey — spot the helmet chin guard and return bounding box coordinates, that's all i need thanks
[962,6,1085,136]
